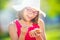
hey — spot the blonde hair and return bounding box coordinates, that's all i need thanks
[17,8,39,24]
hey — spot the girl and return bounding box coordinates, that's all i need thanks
[8,7,46,40]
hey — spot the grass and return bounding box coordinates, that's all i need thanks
[46,29,60,40]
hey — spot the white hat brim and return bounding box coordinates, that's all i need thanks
[12,5,46,17]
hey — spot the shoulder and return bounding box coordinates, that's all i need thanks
[8,19,18,28]
[8,21,15,28]
[8,20,17,32]
[8,20,18,39]
[38,18,45,26]
[38,18,45,30]
[8,19,17,28]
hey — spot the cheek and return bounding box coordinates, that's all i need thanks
[32,15,37,19]
[23,10,27,17]
[23,13,27,18]
[23,12,28,20]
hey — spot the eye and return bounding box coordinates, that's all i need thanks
[27,9,32,12]
[33,11,39,15]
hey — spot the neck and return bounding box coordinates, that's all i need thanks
[21,19,32,24]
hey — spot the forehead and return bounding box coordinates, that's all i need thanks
[25,7,38,11]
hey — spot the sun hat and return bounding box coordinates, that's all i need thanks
[12,0,46,17]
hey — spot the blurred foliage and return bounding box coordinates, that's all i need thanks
[41,0,60,19]
[47,0,60,18]
[46,29,60,40]
[0,0,9,10]
[0,32,10,40]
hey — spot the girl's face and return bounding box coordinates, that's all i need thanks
[23,7,39,21]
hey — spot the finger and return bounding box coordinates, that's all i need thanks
[29,31,33,37]
[29,31,35,37]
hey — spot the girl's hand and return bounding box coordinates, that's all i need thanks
[19,26,28,40]
[21,26,28,35]
[29,28,42,37]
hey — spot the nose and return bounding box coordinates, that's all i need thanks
[29,14,33,17]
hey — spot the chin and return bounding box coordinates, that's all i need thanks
[24,17,32,22]
[26,20,31,22]
[26,19,31,22]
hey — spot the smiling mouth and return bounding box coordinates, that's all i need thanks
[27,15,32,19]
